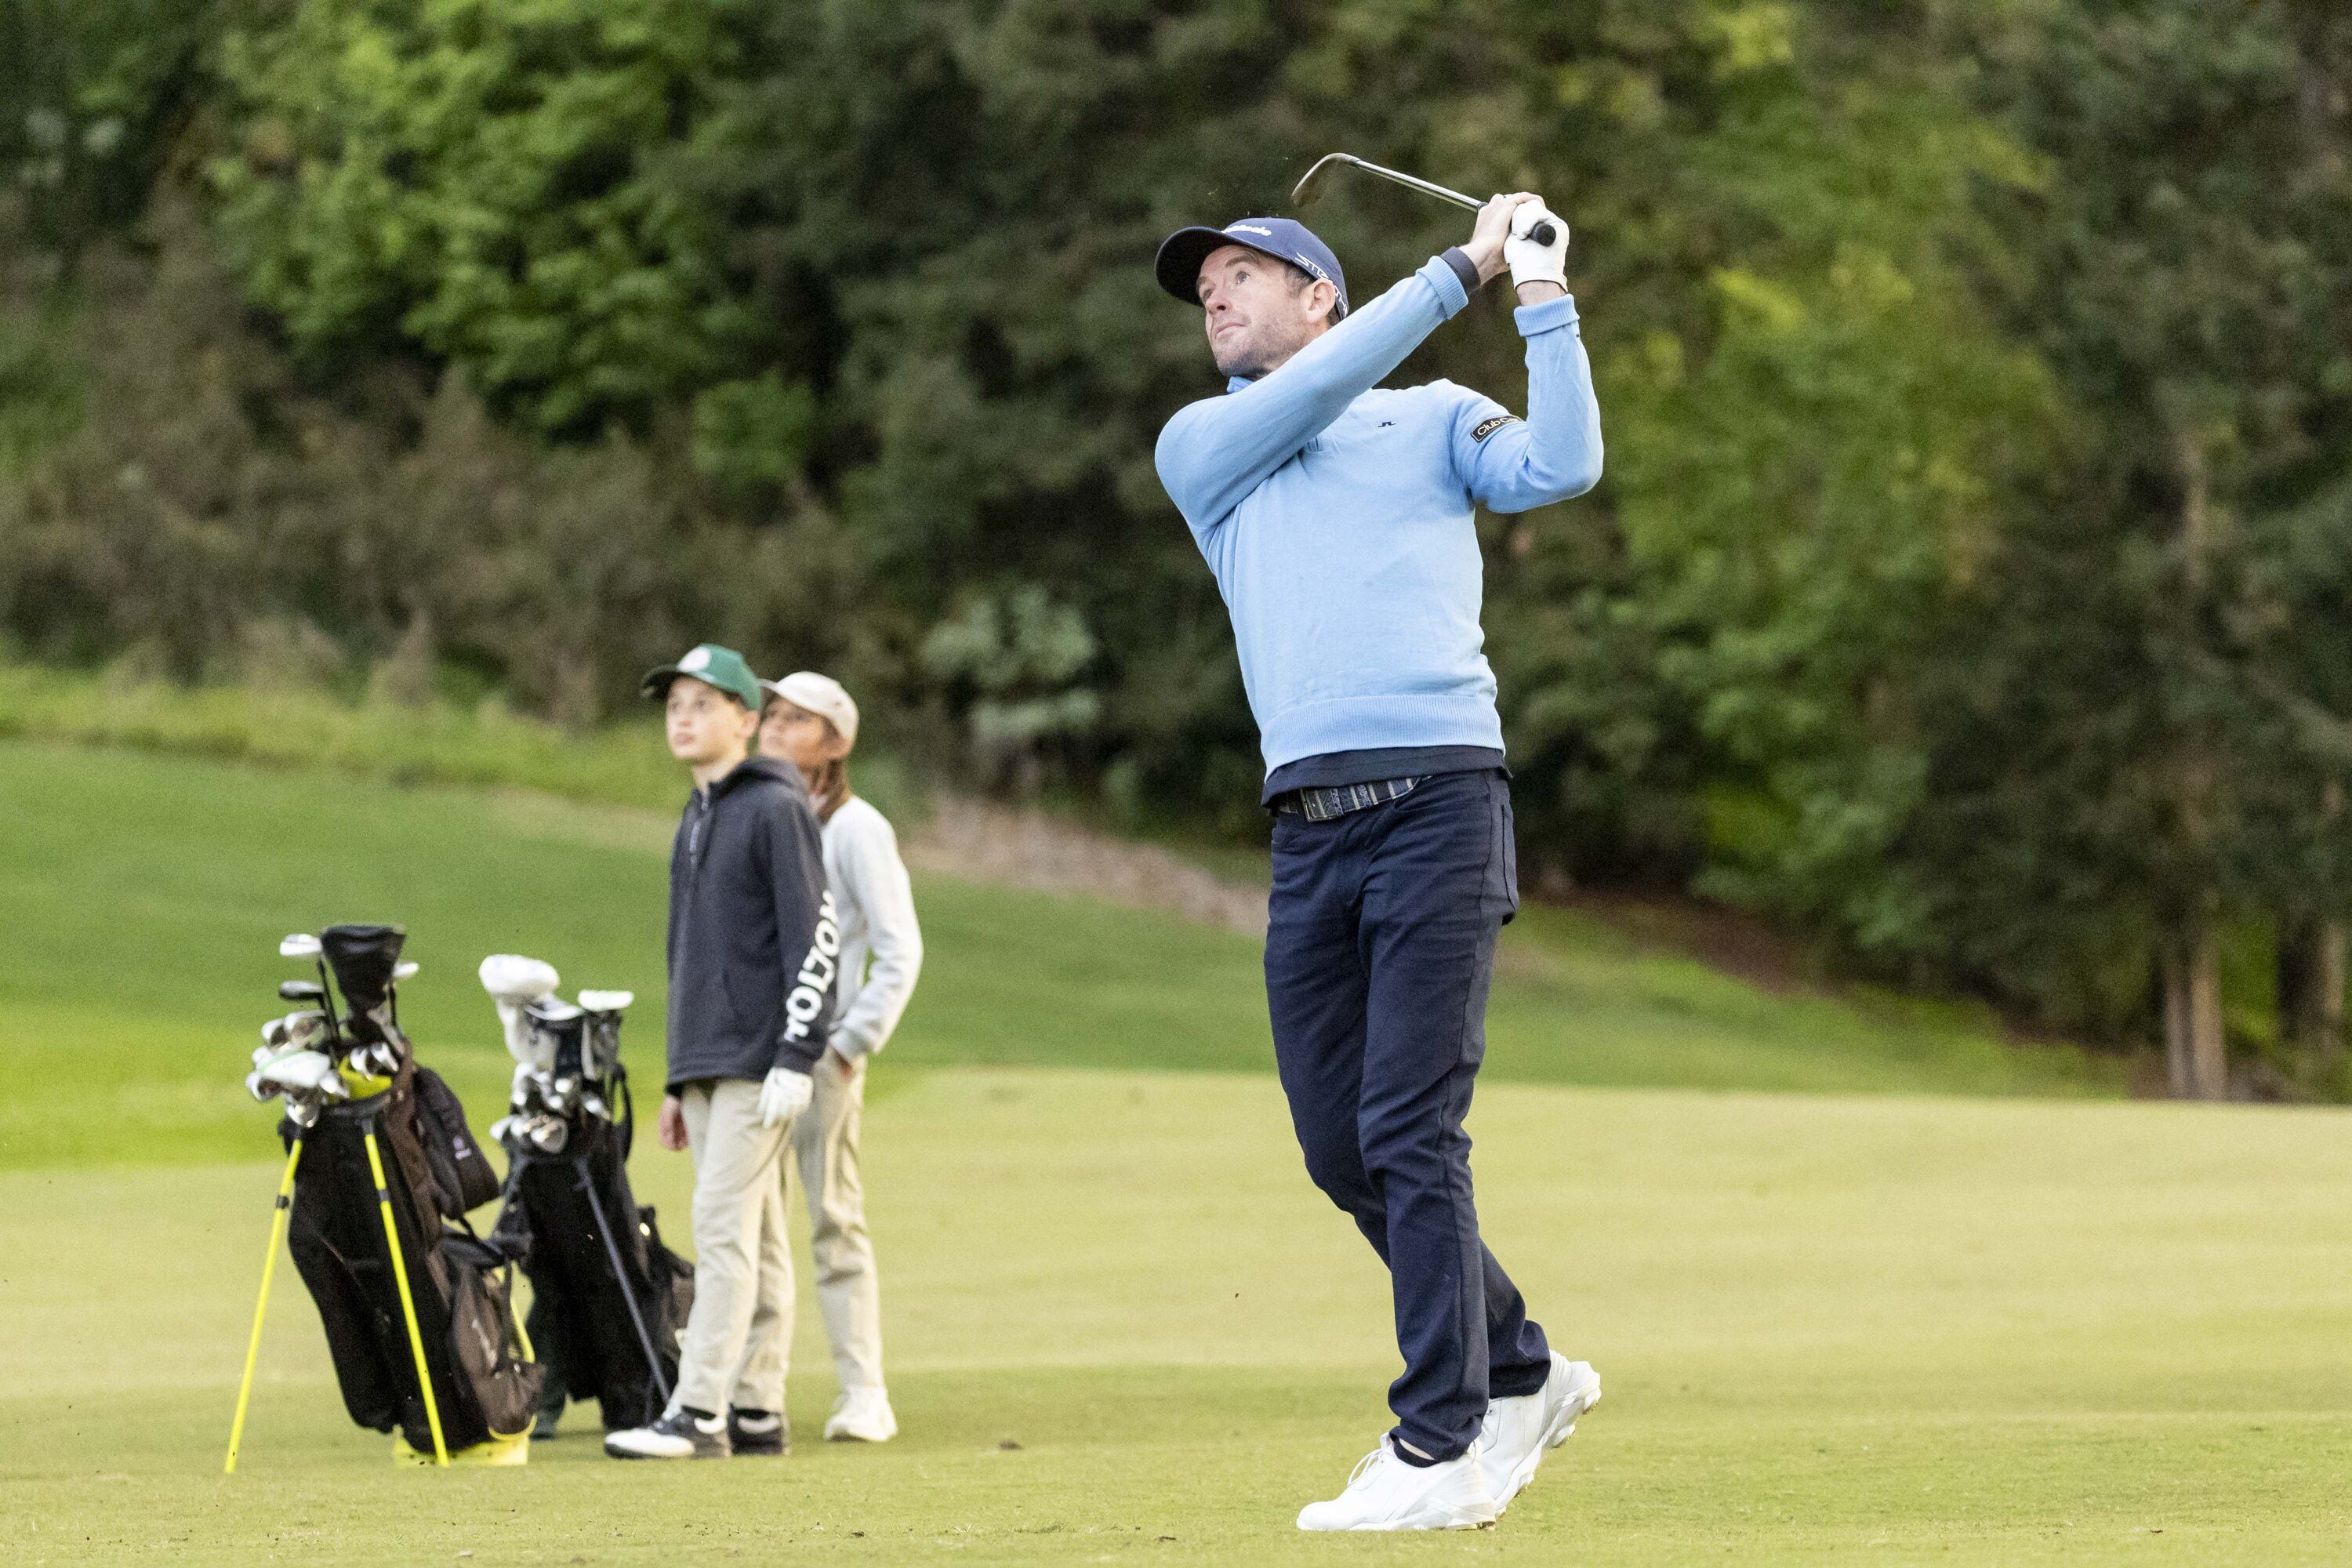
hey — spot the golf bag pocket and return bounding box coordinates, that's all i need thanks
[414,1066,502,1216]
[639,1205,695,1353]
[440,1232,544,1440]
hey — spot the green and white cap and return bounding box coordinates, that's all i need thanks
[641,644,762,710]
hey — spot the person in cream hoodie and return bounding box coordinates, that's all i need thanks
[756,670,923,1443]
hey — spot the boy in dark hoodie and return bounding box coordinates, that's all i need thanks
[606,644,838,1461]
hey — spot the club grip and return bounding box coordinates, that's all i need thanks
[1530,220,1557,247]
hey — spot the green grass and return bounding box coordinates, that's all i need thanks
[0,659,910,818]
[4,1069,2350,1564]
[0,739,2331,1562]
[0,742,2111,1171]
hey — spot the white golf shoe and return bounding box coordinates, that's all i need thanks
[1479,1353,1602,1511]
[1295,1437,1498,1531]
[823,1387,898,1443]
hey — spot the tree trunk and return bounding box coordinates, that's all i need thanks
[2278,912,2346,1078]
[2162,925,2227,1099]
[2161,423,2227,1100]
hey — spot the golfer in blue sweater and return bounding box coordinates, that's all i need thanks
[1154,193,1602,1531]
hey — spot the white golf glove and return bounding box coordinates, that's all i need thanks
[1504,200,1569,292]
[757,1065,814,1127]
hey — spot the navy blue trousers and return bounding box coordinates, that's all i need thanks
[1265,768,1552,1461]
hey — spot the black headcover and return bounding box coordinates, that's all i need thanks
[321,924,407,1016]
[526,1000,587,1082]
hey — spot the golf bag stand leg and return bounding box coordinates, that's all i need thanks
[575,1160,673,1406]
[224,1135,304,1474]
[362,1119,450,1465]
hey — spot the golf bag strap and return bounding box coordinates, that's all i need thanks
[616,1067,635,1162]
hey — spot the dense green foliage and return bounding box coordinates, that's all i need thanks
[2,0,2350,1080]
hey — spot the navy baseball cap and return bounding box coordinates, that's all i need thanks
[1155,217,1348,320]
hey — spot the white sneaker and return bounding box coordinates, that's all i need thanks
[1296,1437,1498,1531]
[823,1387,898,1443]
[1479,1354,1602,1510]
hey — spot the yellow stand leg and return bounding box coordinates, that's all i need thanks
[224,1136,305,1474]
[363,1124,448,1467]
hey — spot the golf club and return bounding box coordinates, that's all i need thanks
[279,979,325,1005]
[388,958,417,1029]
[1292,152,1558,247]
[281,932,343,1044]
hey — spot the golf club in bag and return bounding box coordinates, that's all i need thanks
[226,924,542,1471]
[481,956,695,1436]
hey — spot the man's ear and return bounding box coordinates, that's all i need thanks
[1305,278,1339,328]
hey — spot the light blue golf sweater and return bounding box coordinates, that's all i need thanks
[1154,255,1603,782]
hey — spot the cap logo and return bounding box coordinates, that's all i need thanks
[681,647,712,672]
[1225,223,1272,236]
[1291,252,1329,282]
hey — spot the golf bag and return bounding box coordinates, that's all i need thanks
[274,926,543,1454]
[482,967,693,1432]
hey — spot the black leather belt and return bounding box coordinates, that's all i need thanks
[1272,776,1426,822]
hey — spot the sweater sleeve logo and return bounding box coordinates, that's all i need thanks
[782,890,841,1042]
[1471,415,1521,443]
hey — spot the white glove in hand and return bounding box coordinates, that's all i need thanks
[1504,200,1569,292]
[757,1065,815,1127]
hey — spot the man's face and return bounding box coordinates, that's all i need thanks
[1196,244,1335,379]
[666,677,756,769]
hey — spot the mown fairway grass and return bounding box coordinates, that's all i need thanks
[6,740,2335,1565]
[7,1072,2352,1565]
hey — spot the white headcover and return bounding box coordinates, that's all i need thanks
[478,953,561,1066]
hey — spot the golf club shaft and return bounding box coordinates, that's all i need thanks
[223,1135,304,1474]
[1321,155,1559,248]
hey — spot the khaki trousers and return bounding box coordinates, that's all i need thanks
[787,1054,886,1392]
[673,1079,793,1416]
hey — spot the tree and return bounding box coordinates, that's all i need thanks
[1951,0,2352,1093]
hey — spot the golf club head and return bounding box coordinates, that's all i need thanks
[278,979,326,1004]
[392,960,419,982]
[577,989,634,1014]
[279,933,322,960]
[252,1047,338,1096]
[1290,152,1360,209]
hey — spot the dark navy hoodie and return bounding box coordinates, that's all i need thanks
[664,755,837,1089]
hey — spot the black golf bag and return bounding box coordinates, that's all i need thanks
[280,925,543,1453]
[488,996,693,1432]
